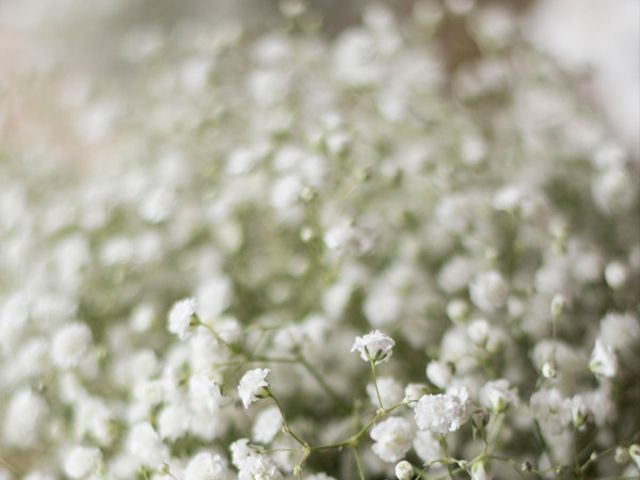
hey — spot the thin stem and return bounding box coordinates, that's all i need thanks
[369,360,384,410]
[438,436,456,480]
[269,393,308,449]
[352,447,366,480]
[297,352,350,412]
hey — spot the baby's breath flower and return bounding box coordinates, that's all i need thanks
[168,298,198,339]
[370,416,413,463]
[184,452,227,480]
[395,460,414,480]
[238,368,271,409]
[414,386,470,435]
[589,339,618,378]
[64,446,102,479]
[351,330,395,365]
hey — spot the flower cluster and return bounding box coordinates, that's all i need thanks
[0,1,638,480]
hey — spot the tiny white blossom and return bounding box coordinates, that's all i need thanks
[351,330,395,364]
[237,453,283,480]
[168,298,198,339]
[426,360,453,389]
[589,339,618,378]
[190,372,225,413]
[530,389,571,435]
[51,322,92,369]
[64,446,102,479]
[395,460,414,480]
[370,416,413,463]
[469,270,508,312]
[184,452,227,480]
[479,379,518,412]
[238,368,271,409]
[414,386,470,434]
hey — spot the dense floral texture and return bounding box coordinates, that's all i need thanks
[0,1,639,479]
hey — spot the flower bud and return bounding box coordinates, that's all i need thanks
[395,460,414,480]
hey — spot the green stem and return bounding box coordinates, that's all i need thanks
[269,393,308,449]
[369,360,384,410]
[438,436,456,480]
[352,447,366,480]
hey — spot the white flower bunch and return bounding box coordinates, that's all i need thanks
[0,1,638,479]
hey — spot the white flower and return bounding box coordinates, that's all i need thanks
[157,403,190,440]
[127,422,169,467]
[237,453,283,480]
[479,379,519,412]
[604,261,628,289]
[370,416,413,462]
[404,383,429,403]
[469,270,508,312]
[413,430,444,463]
[230,439,252,469]
[530,389,571,435]
[168,298,198,339]
[395,460,414,480]
[51,322,92,369]
[190,372,225,413]
[426,360,453,389]
[64,446,102,479]
[351,330,395,364]
[185,452,227,480]
[589,339,618,378]
[252,406,283,444]
[414,386,470,434]
[467,318,490,346]
[238,368,271,409]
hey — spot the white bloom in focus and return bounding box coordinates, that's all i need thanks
[414,386,470,434]
[168,298,198,339]
[51,322,92,368]
[64,446,102,479]
[185,452,227,480]
[238,368,271,409]
[479,379,519,412]
[370,416,413,463]
[469,270,508,312]
[351,330,395,364]
[589,339,618,378]
[395,460,414,480]
[426,360,452,389]
[252,406,283,444]
[190,372,225,413]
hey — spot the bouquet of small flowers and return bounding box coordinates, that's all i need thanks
[0,1,638,479]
